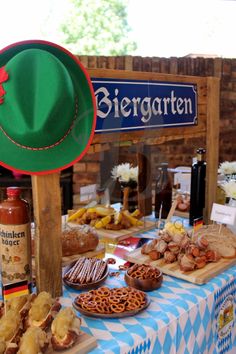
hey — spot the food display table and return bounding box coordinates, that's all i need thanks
[61,263,236,354]
[1,225,236,354]
[59,227,236,354]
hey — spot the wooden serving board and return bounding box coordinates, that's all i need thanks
[95,220,156,242]
[62,244,105,266]
[46,331,97,354]
[31,244,106,269]
[125,247,236,284]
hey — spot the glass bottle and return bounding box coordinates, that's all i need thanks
[154,163,172,219]
[189,148,206,226]
[0,187,32,295]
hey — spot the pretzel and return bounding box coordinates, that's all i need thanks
[96,287,111,297]
[130,270,143,278]
[126,299,142,311]
[93,295,104,304]
[113,287,129,298]
[128,289,145,302]
[103,305,112,314]
[96,303,107,313]
[118,264,129,271]
[108,295,122,304]
[110,303,125,313]
[109,271,120,277]
[76,293,92,303]
[128,264,161,280]
[82,301,97,312]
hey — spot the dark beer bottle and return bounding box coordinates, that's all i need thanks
[189,148,206,226]
[154,163,172,219]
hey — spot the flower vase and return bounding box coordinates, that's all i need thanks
[228,198,236,234]
[121,181,138,213]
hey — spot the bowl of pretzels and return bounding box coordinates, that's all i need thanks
[125,263,163,292]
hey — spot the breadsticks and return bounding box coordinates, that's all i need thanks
[63,257,107,284]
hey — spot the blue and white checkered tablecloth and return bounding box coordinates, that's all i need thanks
[61,262,236,354]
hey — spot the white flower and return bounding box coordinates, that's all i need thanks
[129,166,139,182]
[222,180,236,199]
[218,161,236,175]
[111,163,138,183]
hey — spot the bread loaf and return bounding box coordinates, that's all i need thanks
[61,225,99,256]
[193,224,236,259]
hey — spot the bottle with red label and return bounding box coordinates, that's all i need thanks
[0,187,32,296]
[154,163,172,220]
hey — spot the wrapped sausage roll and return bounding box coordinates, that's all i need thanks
[26,291,61,330]
[0,339,6,354]
[0,309,23,354]
[51,307,81,351]
[17,327,48,354]
[6,294,36,321]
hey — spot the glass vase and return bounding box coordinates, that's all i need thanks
[228,198,236,234]
[120,181,138,213]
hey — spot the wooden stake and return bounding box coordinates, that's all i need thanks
[166,199,178,224]
[31,173,62,297]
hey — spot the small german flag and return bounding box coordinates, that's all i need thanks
[193,217,204,232]
[2,280,30,301]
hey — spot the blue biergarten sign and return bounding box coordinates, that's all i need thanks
[92,78,197,133]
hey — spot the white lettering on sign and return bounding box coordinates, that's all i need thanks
[211,203,236,225]
[95,87,193,123]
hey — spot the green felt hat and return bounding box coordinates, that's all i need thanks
[0,40,96,175]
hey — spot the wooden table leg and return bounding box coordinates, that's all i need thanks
[31,173,62,297]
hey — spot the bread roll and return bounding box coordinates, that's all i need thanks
[61,226,99,256]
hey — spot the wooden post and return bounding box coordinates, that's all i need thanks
[31,173,62,297]
[205,77,220,223]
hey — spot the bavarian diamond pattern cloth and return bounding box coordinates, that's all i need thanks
[61,265,236,354]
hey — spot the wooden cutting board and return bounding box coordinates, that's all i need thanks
[62,244,105,266]
[125,247,236,284]
[30,244,106,269]
[95,220,156,242]
[46,331,97,354]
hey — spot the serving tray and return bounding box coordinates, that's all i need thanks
[46,330,97,354]
[125,247,236,285]
[73,296,150,319]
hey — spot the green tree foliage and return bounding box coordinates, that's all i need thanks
[60,0,137,55]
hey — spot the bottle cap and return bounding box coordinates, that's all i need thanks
[157,162,168,169]
[196,148,206,154]
[7,187,21,197]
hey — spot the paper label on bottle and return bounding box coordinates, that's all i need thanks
[211,203,236,225]
[0,223,31,285]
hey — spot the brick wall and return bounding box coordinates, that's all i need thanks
[72,55,236,208]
